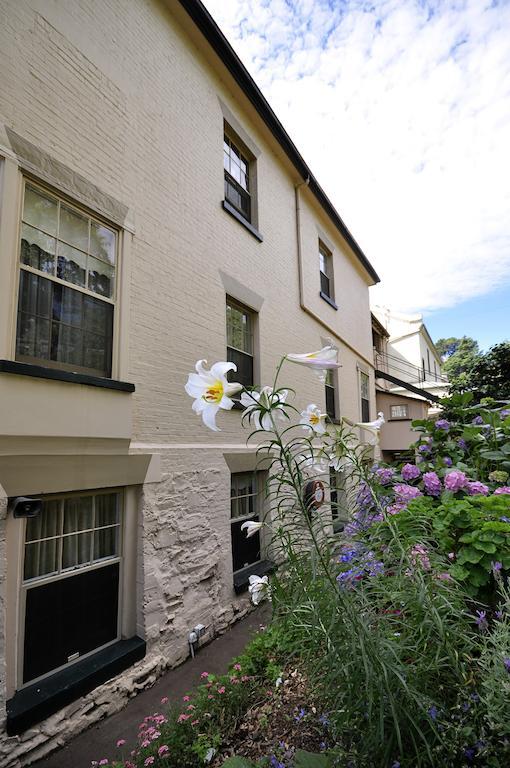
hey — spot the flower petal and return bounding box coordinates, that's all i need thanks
[210,361,237,379]
[201,403,221,431]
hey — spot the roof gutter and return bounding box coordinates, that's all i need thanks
[177,0,380,285]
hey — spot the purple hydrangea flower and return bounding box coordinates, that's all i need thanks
[387,501,407,515]
[501,409,510,418]
[375,467,395,485]
[418,443,431,454]
[423,471,442,496]
[457,438,467,450]
[472,415,483,425]
[443,456,453,467]
[466,481,489,496]
[401,463,421,481]
[435,419,450,431]
[394,484,423,502]
[494,487,510,495]
[444,470,468,492]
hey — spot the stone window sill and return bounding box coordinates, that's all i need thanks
[6,636,146,735]
[222,200,263,242]
[0,360,135,392]
[233,559,275,595]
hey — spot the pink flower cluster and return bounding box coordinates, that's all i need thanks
[466,481,489,496]
[444,470,468,492]
[394,484,423,502]
[401,463,421,481]
[494,487,510,495]
[409,544,431,571]
[423,471,441,496]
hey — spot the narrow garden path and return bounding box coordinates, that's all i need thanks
[33,606,270,768]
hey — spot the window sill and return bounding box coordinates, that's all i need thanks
[222,200,263,242]
[389,418,412,422]
[233,559,275,595]
[6,636,146,735]
[319,291,338,310]
[0,360,135,392]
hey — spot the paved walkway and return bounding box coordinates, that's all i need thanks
[33,606,270,768]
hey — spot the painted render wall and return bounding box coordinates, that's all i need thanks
[0,0,378,764]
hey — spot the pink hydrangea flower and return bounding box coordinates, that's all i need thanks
[116,739,126,748]
[444,470,468,492]
[217,686,226,694]
[144,758,155,767]
[494,487,510,495]
[182,695,190,702]
[466,481,489,496]
[200,671,210,678]
[158,746,169,757]
[386,502,406,515]
[394,484,423,502]
[233,663,242,671]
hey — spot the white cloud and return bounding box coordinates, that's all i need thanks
[203,0,510,313]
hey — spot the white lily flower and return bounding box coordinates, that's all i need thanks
[240,520,263,538]
[248,574,270,605]
[300,403,327,435]
[240,386,288,431]
[286,346,340,383]
[286,346,340,369]
[204,747,216,763]
[185,360,242,431]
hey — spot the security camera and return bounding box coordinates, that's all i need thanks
[9,497,42,518]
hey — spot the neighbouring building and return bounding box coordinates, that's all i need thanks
[0,1,380,764]
[371,311,442,461]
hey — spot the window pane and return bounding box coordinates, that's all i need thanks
[20,223,55,274]
[226,303,252,353]
[51,322,83,366]
[26,499,61,542]
[231,517,260,571]
[95,493,119,527]
[360,372,369,399]
[16,313,51,359]
[93,526,119,560]
[62,532,92,569]
[57,243,87,288]
[88,256,114,298]
[60,205,89,251]
[23,186,58,236]
[361,398,370,422]
[320,272,330,297]
[18,270,52,318]
[227,347,253,388]
[90,222,116,264]
[326,384,336,419]
[57,285,83,326]
[63,496,93,534]
[24,540,59,580]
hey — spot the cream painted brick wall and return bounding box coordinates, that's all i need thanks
[0,0,377,762]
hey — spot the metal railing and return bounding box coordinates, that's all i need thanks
[374,350,448,386]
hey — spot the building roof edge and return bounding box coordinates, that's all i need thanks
[177,0,380,285]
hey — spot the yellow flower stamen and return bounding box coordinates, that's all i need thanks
[203,381,224,403]
[310,413,320,425]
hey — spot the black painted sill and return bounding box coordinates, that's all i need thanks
[222,200,263,242]
[319,291,338,310]
[233,559,275,595]
[0,360,135,392]
[6,636,146,735]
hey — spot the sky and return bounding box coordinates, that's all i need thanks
[202,0,510,349]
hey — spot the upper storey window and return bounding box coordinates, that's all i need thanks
[16,182,117,378]
[223,133,252,223]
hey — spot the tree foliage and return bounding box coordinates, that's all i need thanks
[468,342,510,400]
[435,336,481,390]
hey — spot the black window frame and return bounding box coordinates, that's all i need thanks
[319,241,334,301]
[325,368,337,420]
[230,472,263,573]
[223,132,252,223]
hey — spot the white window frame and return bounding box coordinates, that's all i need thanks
[390,404,409,420]
[5,486,139,698]
[15,178,120,378]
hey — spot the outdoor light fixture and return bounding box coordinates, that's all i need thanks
[9,496,42,518]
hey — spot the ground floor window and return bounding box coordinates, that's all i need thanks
[230,472,263,572]
[21,491,122,685]
[330,469,348,532]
